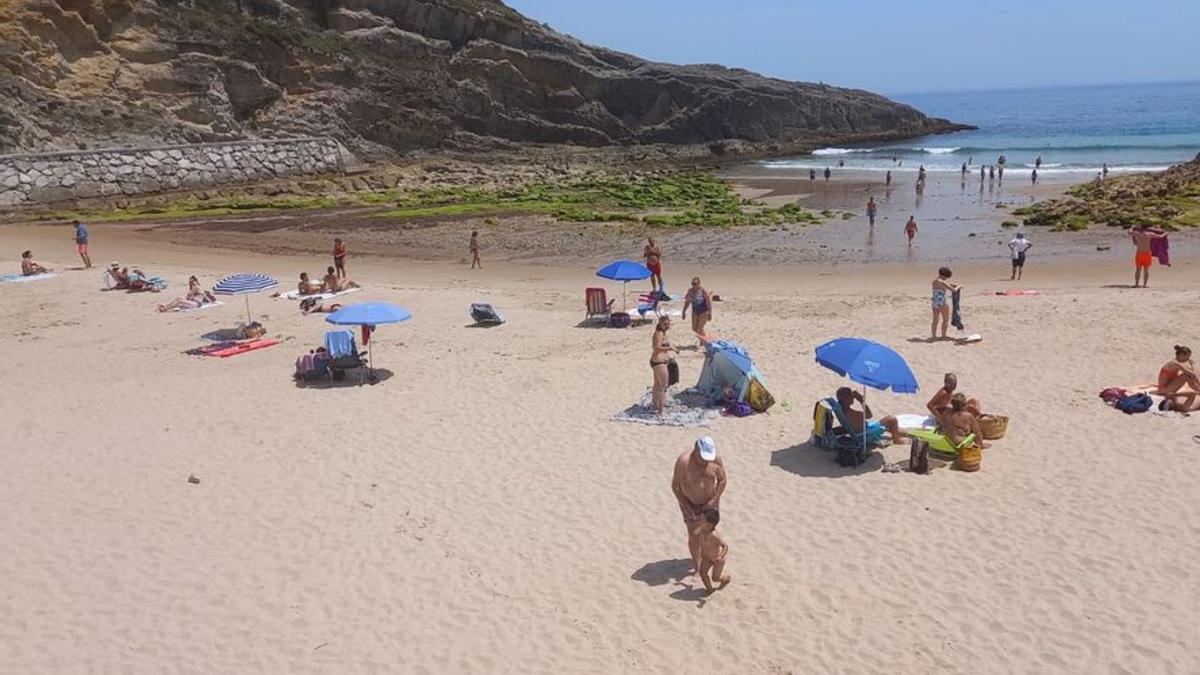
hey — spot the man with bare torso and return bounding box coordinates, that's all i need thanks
[672,436,726,577]
[1131,223,1167,288]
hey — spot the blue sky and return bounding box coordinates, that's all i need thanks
[505,0,1200,95]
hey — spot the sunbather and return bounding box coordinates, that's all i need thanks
[927,373,981,422]
[1158,345,1199,409]
[108,262,131,288]
[322,266,360,293]
[300,298,344,315]
[20,250,50,276]
[835,387,905,444]
[297,272,323,296]
[939,393,984,450]
[187,275,217,304]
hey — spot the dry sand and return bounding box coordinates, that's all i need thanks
[1,218,1198,674]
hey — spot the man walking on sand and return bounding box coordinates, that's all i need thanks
[1132,223,1166,288]
[672,436,726,578]
[71,219,91,269]
[1009,231,1033,280]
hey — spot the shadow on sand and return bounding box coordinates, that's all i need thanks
[769,441,883,478]
[294,368,395,389]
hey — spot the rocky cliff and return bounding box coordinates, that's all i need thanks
[0,0,966,157]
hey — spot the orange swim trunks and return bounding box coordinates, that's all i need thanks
[1135,251,1153,268]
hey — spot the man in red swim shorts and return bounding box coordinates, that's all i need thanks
[1131,223,1165,288]
[72,219,91,268]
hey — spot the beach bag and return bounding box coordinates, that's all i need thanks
[724,401,753,417]
[746,377,775,413]
[836,443,870,467]
[1115,393,1152,414]
[470,302,505,325]
[978,414,1009,440]
[909,438,930,474]
[609,312,631,328]
[667,360,680,386]
[242,322,266,340]
[954,446,982,472]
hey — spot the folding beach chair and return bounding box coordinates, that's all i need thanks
[584,287,614,323]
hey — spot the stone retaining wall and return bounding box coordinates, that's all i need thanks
[0,138,345,206]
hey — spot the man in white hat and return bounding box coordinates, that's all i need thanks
[671,436,727,577]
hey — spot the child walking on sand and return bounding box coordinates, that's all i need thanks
[693,509,730,593]
[905,216,918,246]
[470,231,482,269]
[333,238,347,279]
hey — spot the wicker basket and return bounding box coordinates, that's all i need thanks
[954,446,982,472]
[978,414,1009,440]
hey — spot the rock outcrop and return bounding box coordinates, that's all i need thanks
[1016,153,1200,231]
[0,0,967,157]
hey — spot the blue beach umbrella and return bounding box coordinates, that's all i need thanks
[325,302,412,377]
[815,337,919,456]
[596,259,651,311]
[213,273,279,323]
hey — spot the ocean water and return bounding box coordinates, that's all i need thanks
[762,81,1200,177]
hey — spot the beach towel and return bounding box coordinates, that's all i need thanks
[950,287,964,330]
[895,414,936,430]
[0,272,56,283]
[612,388,720,428]
[190,338,280,358]
[175,300,225,313]
[1130,229,1170,266]
[282,287,362,301]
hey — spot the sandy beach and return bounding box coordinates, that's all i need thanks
[2,205,1198,673]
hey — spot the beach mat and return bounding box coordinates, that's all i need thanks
[994,290,1039,296]
[281,287,362,301]
[1,272,57,283]
[612,387,720,428]
[188,338,280,358]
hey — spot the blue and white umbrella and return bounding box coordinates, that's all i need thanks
[213,273,279,323]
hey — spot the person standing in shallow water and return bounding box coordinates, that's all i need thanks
[866,196,877,227]
[1031,168,1038,185]
[824,166,831,181]
[905,216,918,246]
[809,168,816,181]
[885,170,892,187]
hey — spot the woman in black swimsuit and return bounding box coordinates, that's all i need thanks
[651,316,676,415]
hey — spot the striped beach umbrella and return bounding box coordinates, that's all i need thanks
[213,273,279,323]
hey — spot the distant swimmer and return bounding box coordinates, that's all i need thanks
[980,166,985,182]
[866,196,877,226]
[998,153,1007,167]
[961,162,968,179]
[1031,168,1038,185]
[824,166,831,181]
[989,165,995,181]
[1035,155,1042,169]
[968,156,973,166]
[838,158,845,167]
[809,168,816,181]
[1102,163,1109,180]
[885,170,892,186]
[905,215,918,246]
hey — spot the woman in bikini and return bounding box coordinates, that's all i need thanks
[682,277,713,338]
[157,276,209,312]
[1158,345,1199,410]
[300,298,344,315]
[20,250,50,276]
[930,267,959,341]
[650,316,676,415]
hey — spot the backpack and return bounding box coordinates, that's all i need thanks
[746,377,775,413]
[1115,393,1153,414]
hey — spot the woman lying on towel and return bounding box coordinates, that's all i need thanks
[157,276,213,312]
[21,250,51,276]
[1158,345,1199,410]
